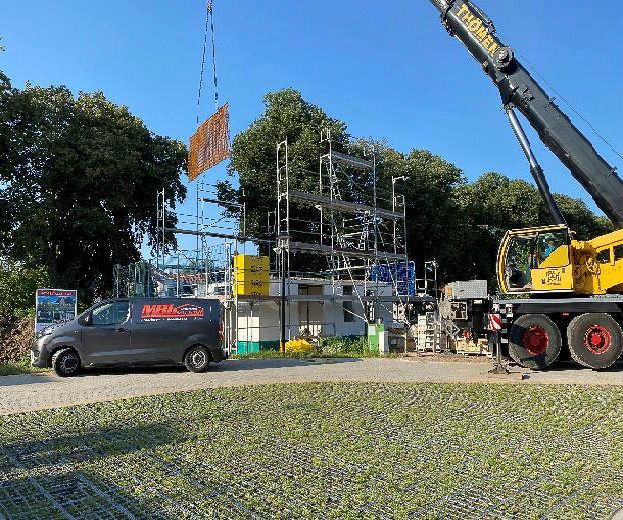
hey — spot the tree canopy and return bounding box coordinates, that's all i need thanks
[0,77,187,301]
[219,89,348,244]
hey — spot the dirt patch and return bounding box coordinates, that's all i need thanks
[0,316,35,364]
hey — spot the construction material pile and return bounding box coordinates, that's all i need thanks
[0,316,35,364]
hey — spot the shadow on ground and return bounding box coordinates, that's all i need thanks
[0,373,56,387]
[0,422,182,518]
[72,357,362,377]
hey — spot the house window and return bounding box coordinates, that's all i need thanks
[343,285,354,323]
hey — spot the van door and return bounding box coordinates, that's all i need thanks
[82,301,132,366]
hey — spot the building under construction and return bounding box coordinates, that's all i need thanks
[115,131,440,355]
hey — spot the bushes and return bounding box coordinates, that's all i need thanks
[0,264,49,317]
[233,336,379,359]
[0,264,47,370]
[0,316,35,365]
[319,336,376,356]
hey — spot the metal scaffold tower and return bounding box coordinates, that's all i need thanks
[152,182,246,298]
[275,130,417,344]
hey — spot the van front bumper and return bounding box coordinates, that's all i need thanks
[31,348,47,368]
[31,338,50,368]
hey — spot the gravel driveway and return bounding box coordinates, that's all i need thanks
[2,357,623,416]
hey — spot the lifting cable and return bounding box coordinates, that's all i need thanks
[195,0,220,127]
[493,22,623,164]
[517,52,623,164]
[193,1,222,257]
[208,1,220,113]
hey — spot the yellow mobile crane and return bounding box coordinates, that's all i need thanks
[430,1,623,370]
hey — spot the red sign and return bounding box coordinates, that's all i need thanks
[37,289,76,297]
[141,303,205,320]
[488,313,503,331]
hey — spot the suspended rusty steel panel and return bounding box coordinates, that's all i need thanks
[188,103,230,181]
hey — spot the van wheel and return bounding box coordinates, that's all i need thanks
[52,348,81,377]
[567,313,623,370]
[185,345,211,373]
[509,314,561,370]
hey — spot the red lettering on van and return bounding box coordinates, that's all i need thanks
[141,303,205,320]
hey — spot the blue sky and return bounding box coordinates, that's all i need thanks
[2,1,622,253]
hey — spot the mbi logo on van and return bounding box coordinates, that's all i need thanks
[140,303,205,321]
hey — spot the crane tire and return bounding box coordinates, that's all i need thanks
[567,313,622,370]
[508,314,561,370]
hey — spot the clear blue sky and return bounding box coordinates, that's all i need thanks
[2,0,622,235]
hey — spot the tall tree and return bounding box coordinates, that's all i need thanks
[379,148,470,282]
[218,89,348,249]
[223,88,612,286]
[0,80,187,300]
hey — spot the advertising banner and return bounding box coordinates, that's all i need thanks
[35,289,78,334]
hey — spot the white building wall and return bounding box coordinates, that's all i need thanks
[234,278,398,343]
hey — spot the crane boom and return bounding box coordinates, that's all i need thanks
[429,0,623,228]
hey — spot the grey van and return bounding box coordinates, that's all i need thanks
[32,298,226,377]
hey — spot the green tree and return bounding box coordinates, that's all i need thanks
[553,194,613,240]
[379,149,470,282]
[223,89,613,287]
[0,81,187,301]
[0,263,49,317]
[218,89,348,249]
[457,172,615,287]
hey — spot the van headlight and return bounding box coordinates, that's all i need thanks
[37,327,55,338]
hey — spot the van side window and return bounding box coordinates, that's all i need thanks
[92,302,130,326]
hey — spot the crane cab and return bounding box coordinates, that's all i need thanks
[497,225,575,295]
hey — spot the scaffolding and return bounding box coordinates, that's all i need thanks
[143,132,438,356]
[113,261,156,298]
[153,180,248,298]
[274,130,420,345]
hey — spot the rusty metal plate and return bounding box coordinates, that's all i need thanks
[188,103,230,181]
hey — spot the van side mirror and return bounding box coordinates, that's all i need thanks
[82,313,92,326]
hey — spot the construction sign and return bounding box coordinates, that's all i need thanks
[35,289,78,334]
[188,103,230,181]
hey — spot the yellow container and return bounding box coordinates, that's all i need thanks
[234,280,269,297]
[234,271,270,283]
[233,255,270,296]
[234,255,269,273]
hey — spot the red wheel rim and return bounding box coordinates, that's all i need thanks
[583,325,612,355]
[523,325,549,356]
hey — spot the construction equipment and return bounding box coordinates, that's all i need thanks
[430,1,623,369]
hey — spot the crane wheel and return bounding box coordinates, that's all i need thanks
[509,314,562,370]
[567,313,623,370]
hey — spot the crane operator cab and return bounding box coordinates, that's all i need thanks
[497,225,575,294]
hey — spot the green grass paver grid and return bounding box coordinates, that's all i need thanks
[1,383,623,519]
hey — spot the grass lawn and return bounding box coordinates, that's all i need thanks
[0,356,44,376]
[1,383,623,519]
